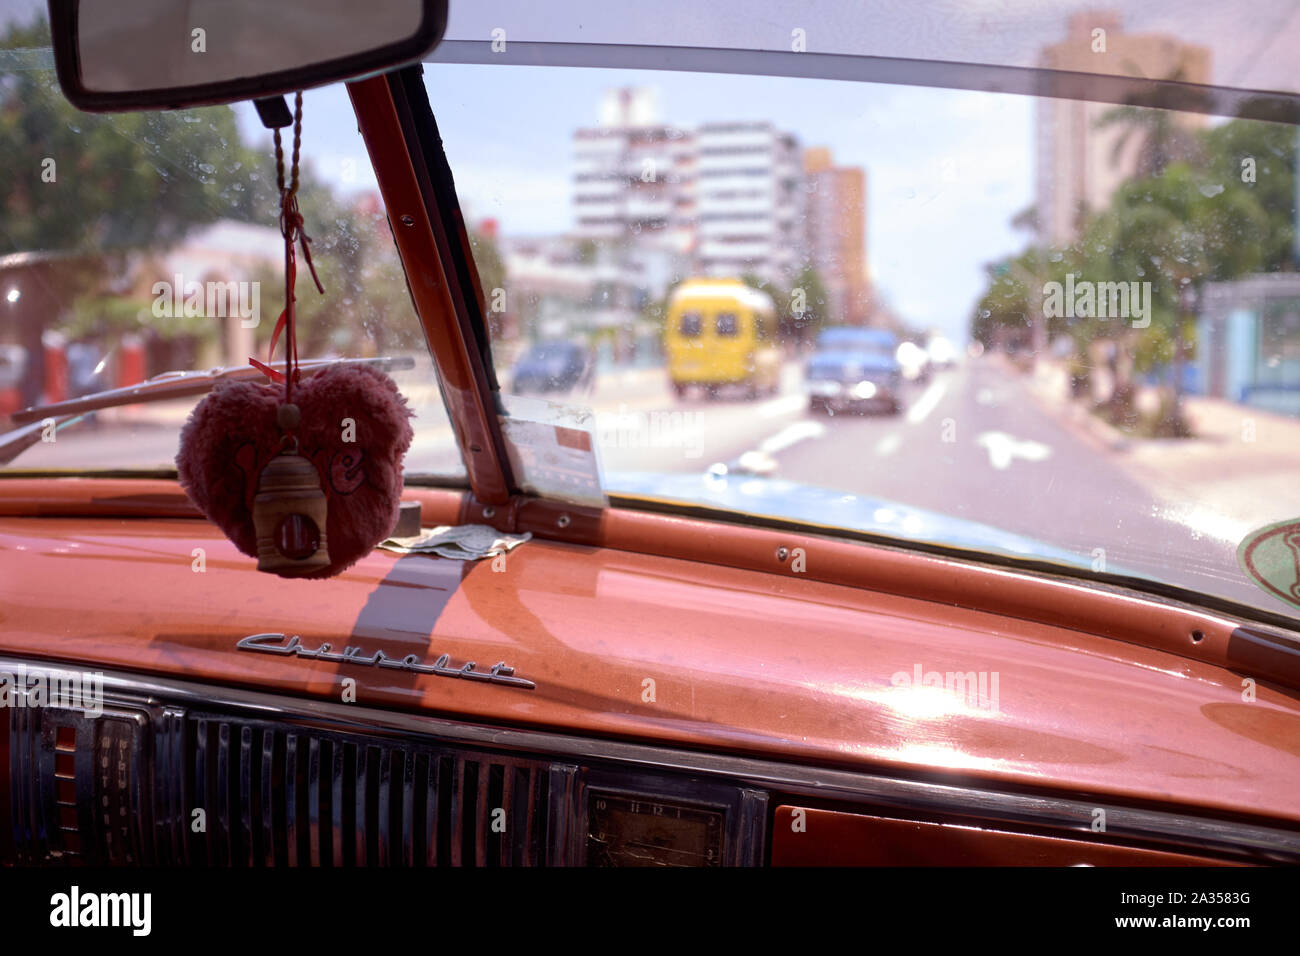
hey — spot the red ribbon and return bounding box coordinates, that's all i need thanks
[251,194,324,396]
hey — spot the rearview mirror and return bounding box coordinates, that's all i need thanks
[48,0,447,112]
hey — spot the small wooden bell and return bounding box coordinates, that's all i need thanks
[252,404,330,577]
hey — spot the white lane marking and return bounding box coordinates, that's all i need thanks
[759,420,826,454]
[905,380,946,425]
[758,394,807,418]
[875,433,902,457]
[976,431,1052,470]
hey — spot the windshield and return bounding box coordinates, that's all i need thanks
[424,21,1300,622]
[5,6,1300,626]
[0,14,465,480]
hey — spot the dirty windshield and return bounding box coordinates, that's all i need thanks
[428,6,1300,621]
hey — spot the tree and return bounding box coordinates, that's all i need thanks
[1094,104,1202,180]
[0,18,249,258]
[1078,161,1267,433]
[1,13,262,398]
[971,104,1288,437]
[1202,117,1296,271]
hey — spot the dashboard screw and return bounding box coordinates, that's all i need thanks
[776,547,789,561]
[400,215,415,226]
[557,514,571,529]
[482,506,496,519]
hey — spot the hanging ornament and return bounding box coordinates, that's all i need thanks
[177,92,413,579]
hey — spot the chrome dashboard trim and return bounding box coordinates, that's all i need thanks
[234,633,536,689]
[6,655,1297,863]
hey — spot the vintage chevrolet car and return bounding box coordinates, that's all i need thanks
[1,0,1299,874]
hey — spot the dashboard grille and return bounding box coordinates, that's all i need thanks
[183,715,549,867]
[13,705,551,866]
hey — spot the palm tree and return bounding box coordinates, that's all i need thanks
[1093,66,1203,178]
[1095,104,1202,178]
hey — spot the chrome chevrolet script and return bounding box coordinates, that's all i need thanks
[236,633,536,689]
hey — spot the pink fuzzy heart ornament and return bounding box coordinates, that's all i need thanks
[176,364,414,578]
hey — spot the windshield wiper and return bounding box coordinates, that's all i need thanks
[0,355,416,466]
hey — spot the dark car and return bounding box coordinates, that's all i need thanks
[805,328,903,414]
[509,341,594,395]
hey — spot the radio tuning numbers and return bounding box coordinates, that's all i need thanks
[586,790,725,867]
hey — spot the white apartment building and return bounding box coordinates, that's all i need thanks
[694,121,804,285]
[572,90,805,292]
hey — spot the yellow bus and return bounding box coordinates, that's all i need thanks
[663,279,782,399]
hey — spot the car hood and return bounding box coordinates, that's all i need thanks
[608,470,1097,570]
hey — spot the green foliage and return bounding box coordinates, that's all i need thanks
[1,12,418,361]
[0,16,252,257]
[971,110,1296,378]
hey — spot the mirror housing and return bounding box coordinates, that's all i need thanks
[48,0,447,112]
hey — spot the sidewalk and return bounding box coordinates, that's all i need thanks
[1019,356,1300,539]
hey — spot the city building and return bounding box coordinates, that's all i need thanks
[572,89,817,292]
[1035,11,1210,247]
[556,87,873,353]
[570,89,694,355]
[693,120,805,285]
[803,147,869,325]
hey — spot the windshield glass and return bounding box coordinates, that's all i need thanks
[5,5,1300,625]
[0,14,465,481]
[425,28,1300,622]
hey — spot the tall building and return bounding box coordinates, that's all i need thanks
[803,147,869,325]
[1035,11,1210,247]
[565,88,871,342]
[572,90,808,290]
[573,92,695,256]
[694,121,805,285]
[572,88,695,316]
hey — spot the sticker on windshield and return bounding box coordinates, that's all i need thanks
[1237,519,1300,610]
[499,394,606,509]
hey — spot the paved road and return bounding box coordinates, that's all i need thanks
[5,355,1278,613]
[590,357,1269,611]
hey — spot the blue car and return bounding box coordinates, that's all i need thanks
[805,327,903,414]
[509,341,594,396]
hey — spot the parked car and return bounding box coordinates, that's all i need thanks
[508,340,593,395]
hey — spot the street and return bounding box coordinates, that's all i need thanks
[583,355,1297,612]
